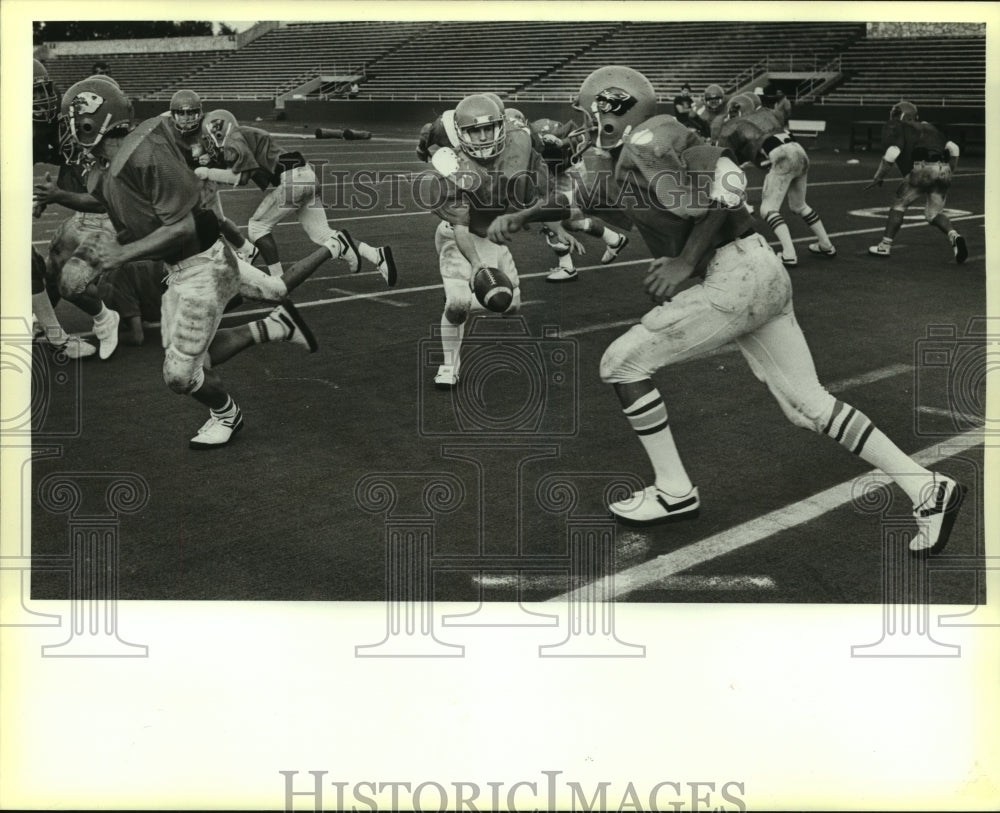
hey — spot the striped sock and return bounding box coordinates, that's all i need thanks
[822,399,929,504]
[800,207,832,247]
[765,212,795,258]
[623,389,693,495]
[211,395,239,422]
[249,310,289,344]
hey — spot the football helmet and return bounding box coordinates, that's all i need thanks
[483,92,505,112]
[33,59,59,124]
[570,66,658,156]
[727,93,757,119]
[890,101,919,122]
[454,93,506,160]
[202,108,240,159]
[170,88,203,134]
[703,84,725,112]
[61,75,133,149]
[505,107,527,127]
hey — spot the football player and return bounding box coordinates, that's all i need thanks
[31,59,104,359]
[419,92,548,388]
[198,108,397,285]
[866,101,967,263]
[57,75,334,449]
[488,66,964,553]
[164,89,258,263]
[692,83,728,142]
[716,92,835,266]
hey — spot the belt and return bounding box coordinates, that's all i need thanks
[757,132,794,166]
[169,239,223,271]
[716,228,756,250]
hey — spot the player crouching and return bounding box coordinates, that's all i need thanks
[419,93,548,388]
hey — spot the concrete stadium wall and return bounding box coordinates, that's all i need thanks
[44,35,237,55]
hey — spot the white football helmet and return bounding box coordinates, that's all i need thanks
[703,84,725,113]
[201,108,239,160]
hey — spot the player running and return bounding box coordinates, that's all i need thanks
[866,101,967,264]
[716,92,836,267]
[198,109,397,286]
[57,75,334,449]
[488,66,965,555]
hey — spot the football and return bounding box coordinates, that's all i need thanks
[472,265,514,313]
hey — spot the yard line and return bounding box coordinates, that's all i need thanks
[547,427,984,603]
[472,573,775,591]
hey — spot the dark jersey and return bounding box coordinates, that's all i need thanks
[86,116,202,258]
[882,119,950,174]
[572,115,754,261]
[224,125,306,190]
[715,108,788,167]
[33,118,89,194]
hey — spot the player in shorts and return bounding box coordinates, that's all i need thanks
[866,101,967,264]
[489,66,965,555]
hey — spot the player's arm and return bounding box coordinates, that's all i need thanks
[33,172,106,212]
[945,140,960,171]
[102,214,199,270]
[867,145,901,189]
[194,166,245,186]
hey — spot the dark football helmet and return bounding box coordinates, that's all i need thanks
[570,66,658,157]
[33,59,59,124]
[61,75,133,149]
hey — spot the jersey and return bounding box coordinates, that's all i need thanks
[85,116,202,260]
[572,115,754,261]
[158,110,209,168]
[715,108,788,167]
[224,126,304,190]
[422,126,547,238]
[882,119,949,174]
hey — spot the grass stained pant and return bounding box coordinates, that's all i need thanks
[600,232,844,435]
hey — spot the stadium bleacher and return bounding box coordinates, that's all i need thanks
[821,36,986,105]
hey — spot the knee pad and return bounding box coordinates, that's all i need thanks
[163,347,204,394]
[599,337,645,385]
[444,303,469,325]
[58,255,98,299]
[247,220,270,243]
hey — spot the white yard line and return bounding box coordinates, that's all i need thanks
[547,428,984,603]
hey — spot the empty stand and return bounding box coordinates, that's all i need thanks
[821,36,985,105]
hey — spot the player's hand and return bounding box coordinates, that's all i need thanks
[863,177,884,191]
[488,213,527,244]
[644,256,694,303]
[541,133,564,148]
[87,234,126,275]
[198,153,212,167]
[33,172,61,206]
[549,225,586,255]
[193,166,210,180]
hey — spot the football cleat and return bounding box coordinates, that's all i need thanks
[326,230,360,273]
[50,336,97,359]
[375,246,398,287]
[271,300,318,353]
[910,474,966,555]
[546,266,579,283]
[601,233,629,264]
[189,405,244,450]
[609,485,700,527]
[807,243,837,257]
[93,309,120,360]
[434,364,459,389]
[868,243,891,257]
[953,235,968,264]
[235,242,259,264]
[778,253,798,268]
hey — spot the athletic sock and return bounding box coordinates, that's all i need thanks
[623,389,693,495]
[822,399,929,505]
[440,314,464,369]
[249,309,291,344]
[267,262,283,277]
[356,241,380,266]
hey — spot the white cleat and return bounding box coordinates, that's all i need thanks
[93,310,121,360]
[609,485,700,527]
[546,266,579,283]
[326,229,360,273]
[375,246,397,287]
[434,364,459,389]
[271,300,318,353]
[189,406,244,450]
[50,336,97,359]
[910,474,966,555]
[601,233,629,264]
[868,242,891,257]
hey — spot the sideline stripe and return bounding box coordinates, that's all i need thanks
[473,573,775,591]
[547,428,984,603]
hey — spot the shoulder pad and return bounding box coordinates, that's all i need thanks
[441,110,461,149]
[625,114,702,162]
[110,117,164,176]
[431,145,461,177]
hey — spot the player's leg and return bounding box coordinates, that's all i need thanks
[57,254,120,360]
[541,222,577,283]
[434,222,473,388]
[760,160,797,266]
[922,167,966,263]
[869,180,918,258]
[784,156,836,258]
[735,253,964,551]
[31,246,96,358]
[566,215,629,264]
[599,234,790,524]
[247,186,291,276]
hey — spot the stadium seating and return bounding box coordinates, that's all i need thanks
[43,51,231,100]
[822,36,985,105]
[516,22,865,101]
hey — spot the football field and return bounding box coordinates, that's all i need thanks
[28,135,988,605]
